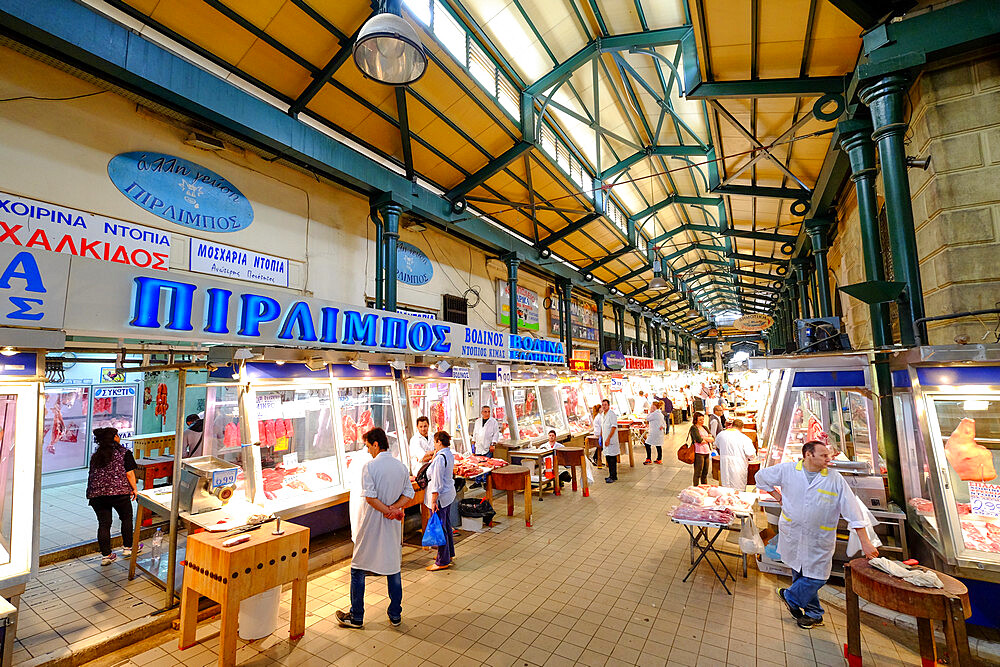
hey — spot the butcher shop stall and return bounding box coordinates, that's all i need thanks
[749,353,908,577]
[891,345,1000,626]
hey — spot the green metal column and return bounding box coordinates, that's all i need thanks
[645,318,654,357]
[613,303,625,352]
[809,269,820,319]
[839,118,905,508]
[839,120,894,347]
[792,258,812,319]
[371,208,384,310]
[595,294,606,357]
[859,75,926,345]
[557,278,574,362]
[805,219,834,318]
[632,311,643,356]
[505,254,520,335]
[380,203,401,312]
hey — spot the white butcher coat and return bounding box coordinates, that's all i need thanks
[714,428,756,490]
[352,451,414,575]
[348,449,373,542]
[754,460,867,579]
[645,409,666,447]
[472,416,500,455]
[598,409,620,456]
[408,432,432,472]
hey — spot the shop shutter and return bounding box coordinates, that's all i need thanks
[442,294,468,324]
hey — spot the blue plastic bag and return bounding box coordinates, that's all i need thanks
[422,512,447,547]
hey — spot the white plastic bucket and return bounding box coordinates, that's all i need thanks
[238,585,281,640]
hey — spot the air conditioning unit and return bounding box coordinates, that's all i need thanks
[442,294,468,325]
[795,317,851,353]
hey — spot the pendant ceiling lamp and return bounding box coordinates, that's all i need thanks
[353,5,428,85]
[647,276,669,289]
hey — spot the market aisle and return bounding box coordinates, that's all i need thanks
[90,428,921,667]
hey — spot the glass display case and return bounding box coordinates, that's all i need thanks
[560,380,592,436]
[537,382,569,436]
[191,363,408,517]
[579,377,603,415]
[510,383,544,442]
[476,381,513,443]
[41,386,90,473]
[403,373,470,466]
[893,346,1000,580]
[0,353,44,588]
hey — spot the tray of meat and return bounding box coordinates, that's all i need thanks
[453,461,489,478]
[961,519,1000,553]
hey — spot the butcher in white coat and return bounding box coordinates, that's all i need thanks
[755,440,878,629]
[471,405,500,455]
[643,401,666,464]
[598,399,619,483]
[714,418,756,490]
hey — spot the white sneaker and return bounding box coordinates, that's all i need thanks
[101,553,117,566]
[122,544,142,558]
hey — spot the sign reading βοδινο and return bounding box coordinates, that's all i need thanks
[189,238,288,287]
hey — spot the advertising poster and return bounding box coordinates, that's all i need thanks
[550,297,598,341]
[496,280,540,331]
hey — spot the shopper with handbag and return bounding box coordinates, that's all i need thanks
[425,430,456,571]
[687,412,714,485]
[643,401,666,465]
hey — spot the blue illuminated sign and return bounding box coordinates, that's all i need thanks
[602,351,625,370]
[397,241,433,286]
[108,152,253,232]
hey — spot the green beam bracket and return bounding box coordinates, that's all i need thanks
[712,184,811,200]
[685,76,844,99]
[599,145,709,181]
[537,212,601,249]
[839,281,907,305]
[727,253,789,266]
[445,140,532,202]
[829,0,896,29]
[722,229,798,244]
[581,246,636,273]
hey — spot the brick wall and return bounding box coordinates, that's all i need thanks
[828,49,1000,348]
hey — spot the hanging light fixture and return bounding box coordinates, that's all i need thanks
[353,3,428,85]
[648,276,669,289]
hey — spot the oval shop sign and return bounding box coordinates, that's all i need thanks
[108,152,253,233]
[397,241,433,286]
[602,350,626,371]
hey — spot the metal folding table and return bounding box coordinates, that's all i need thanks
[672,517,737,594]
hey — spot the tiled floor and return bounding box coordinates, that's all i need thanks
[67,427,924,667]
[12,549,163,663]
[39,476,117,554]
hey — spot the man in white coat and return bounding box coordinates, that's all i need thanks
[337,428,414,629]
[598,399,619,483]
[471,405,500,456]
[714,418,756,490]
[408,416,433,471]
[755,440,879,629]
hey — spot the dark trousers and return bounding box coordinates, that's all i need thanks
[644,445,662,461]
[692,453,710,485]
[606,455,618,480]
[435,504,455,566]
[681,409,689,421]
[349,568,402,623]
[90,494,134,556]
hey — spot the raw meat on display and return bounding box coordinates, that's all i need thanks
[342,415,358,445]
[357,410,374,437]
[678,486,708,505]
[962,520,1000,553]
[430,401,446,432]
[670,503,735,524]
[908,497,934,513]
[945,418,996,482]
[154,383,169,417]
[453,461,486,477]
[806,416,828,445]
[470,456,507,469]
[224,422,240,448]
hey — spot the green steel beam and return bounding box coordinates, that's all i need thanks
[581,246,636,273]
[445,140,533,201]
[289,27,358,115]
[733,269,783,282]
[675,258,729,273]
[829,0,899,29]
[630,195,721,223]
[395,88,414,181]
[712,184,811,200]
[526,26,691,96]
[537,212,602,249]
[661,243,726,262]
[723,229,798,244]
[685,76,844,99]
[728,252,789,266]
[605,263,653,289]
[599,145,710,181]
[648,224,717,247]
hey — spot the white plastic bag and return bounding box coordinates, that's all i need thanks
[846,492,883,556]
[584,456,595,483]
[739,519,764,555]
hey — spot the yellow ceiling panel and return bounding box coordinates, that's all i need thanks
[757,43,806,79]
[402,96,440,135]
[703,0,752,47]
[409,143,445,178]
[123,0,159,14]
[445,97,501,141]
[423,157,465,191]
[420,116,472,155]
[306,85,372,132]
[264,2,341,69]
[354,114,403,160]
[642,0,687,29]
[333,65,397,117]
[407,64,467,123]
[236,41,314,100]
[147,0,256,64]
[594,0,643,35]
[305,0,372,35]
[447,142,492,175]
[813,1,865,39]
[709,44,752,81]
[809,38,861,77]
[217,0,284,30]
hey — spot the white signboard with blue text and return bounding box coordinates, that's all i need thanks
[189,238,289,287]
[0,244,566,366]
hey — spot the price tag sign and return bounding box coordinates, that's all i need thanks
[211,467,239,489]
[451,366,470,379]
[610,378,624,393]
[283,452,299,468]
[969,482,1000,518]
[496,364,511,387]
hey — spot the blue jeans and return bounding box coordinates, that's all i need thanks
[349,568,402,623]
[435,504,455,566]
[785,569,827,620]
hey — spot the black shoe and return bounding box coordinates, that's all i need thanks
[605,477,615,483]
[388,615,402,627]
[777,588,803,620]
[796,616,819,629]
[469,482,482,489]
[336,610,363,628]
